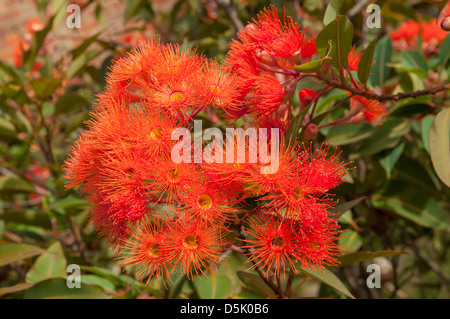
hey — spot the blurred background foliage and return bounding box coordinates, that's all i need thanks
[0,0,449,299]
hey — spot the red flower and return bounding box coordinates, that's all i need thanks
[298,88,317,108]
[242,214,301,277]
[350,95,388,125]
[117,215,173,287]
[164,217,227,279]
[348,46,362,72]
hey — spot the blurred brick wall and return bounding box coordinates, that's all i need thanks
[0,0,173,66]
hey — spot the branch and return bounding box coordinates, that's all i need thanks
[214,0,244,32]
[314,73,450,102]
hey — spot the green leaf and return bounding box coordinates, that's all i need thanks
[216,252,244,294]
[284,105,311,146]
[357,39,376,86]
[371,181,450,230]
[64,112,90,135]
[336,250,410,268]
[125,0,146,22]
[326,122,374,146]
[339,230,362,252]
[323,0,344,25]
[81,275,116,292]
[0,117,18,140]
[316,16,354,70]
[0,175,36,194]
[331,196,367,217]
[0,60,24,81]
[369,36,392,87]
[236,271,272,298]
[438,34,450,67]
[26,242,67,284]
[352,117,410,158]
[71,32,101,60]
[31,78,62,100]
[292,57,331,73]
[193,273,232,299]
[429,107,450,187]
[397,50,428,78]
[0,209,52,229]
[421,115,434,154]
[23,278,109,299]
[67,50,101,78]
[0,283,34,297]
[55,94,89,114]
[297,266,355,299]
[0,243,46,267]
[377,141,405,179]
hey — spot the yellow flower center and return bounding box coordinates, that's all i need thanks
[170,91,186,103]
[147,242,161,257]
[292,186,305,201]
[166,168,181,183]
[209,84,221,96]
[150,127,164,141]
[197,194,213,209]
[183,233,199,249]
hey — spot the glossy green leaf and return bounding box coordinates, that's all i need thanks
[316,16,354,69]
[31,78,62,100]
[331,196,367,217]
[429,107,450,187]
[51,195,89,210]
[26,242,67,284]
[71,32,101,60]
[371,181,450,230]
[125,0,146,22]
[284,105,311,146]
[421,115,434,154]
[23,278,109,299]
[0,175,36,194]
[369,36,392,87]
[352,117,410,158]
[397,50,428,78]
[0,117,18,140]
[336,250,410,268]
[292,57,331,73]
[0,283,34,297]
[194,273,232,299]
[339,230,362,252]
[377,141,405,179]
[67,50,101,78]
[438,34,450,67]
[0,209,52,229]
[81,275,116,292]
[297,266,355,299]
[236,271,272,297]
[326,122,374,146]
[323,0,344,25]
[357,39,376,86]
[0,243,46,267]
[55,94,89,114]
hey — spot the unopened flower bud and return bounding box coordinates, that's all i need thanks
[441,17,450,31]
[255,48,278,67]
[347,112,366,125]
[302,123,319,141]
[298,88,317,110]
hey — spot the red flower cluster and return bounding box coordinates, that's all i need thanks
[222,6,318,132]
[64,7,351,287]
[390,18,448,56]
